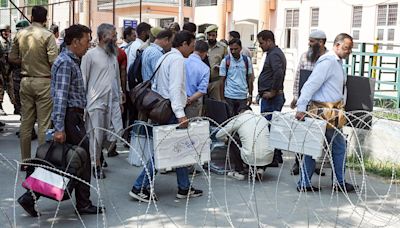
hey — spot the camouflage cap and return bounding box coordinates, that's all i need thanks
[151,27,162,37]
[196,33,206,41]
[0,24,10,30]
[16,20,30,30]
[205,24,218,34]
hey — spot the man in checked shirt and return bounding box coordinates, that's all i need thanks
[290,30,328,176]
[18,24,105,217]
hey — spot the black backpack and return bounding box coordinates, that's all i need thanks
[128,49,144,90]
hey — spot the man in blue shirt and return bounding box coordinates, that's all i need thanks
[184,40,210,118]
[295,33,356,193]
[219,38,253,116]
[141,29,173,81]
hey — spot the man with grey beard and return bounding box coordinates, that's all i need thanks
[81,23,123,179]
[290,30,327,175]
[291,30,328,110]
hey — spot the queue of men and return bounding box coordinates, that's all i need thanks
[0,4,357,218]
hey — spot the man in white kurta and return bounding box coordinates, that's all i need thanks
[81,24,123,178]
[216,108,274,180]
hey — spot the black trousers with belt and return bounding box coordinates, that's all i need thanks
[21,108,91,209]
[64,108,91,209]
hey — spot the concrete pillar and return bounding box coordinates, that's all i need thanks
[178,0,184,28]
[80,0,90,26]
[259,0,270,31]
[217,0,226,40]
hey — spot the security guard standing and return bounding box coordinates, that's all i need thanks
[9,6,58,164]
[0,24,15,115]
[205,25,227,101]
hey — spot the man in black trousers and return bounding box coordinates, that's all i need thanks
[257,30,287,167]
[18,24,104,217]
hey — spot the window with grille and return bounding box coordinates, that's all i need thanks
[377,4,398,26]
[376,3,398,51]
[352,6,362,27]
[160,18,174,29]
[388,4,398,25]
[184,0,192,7]
[310,8,319,27]
[196,0,217,6]
[26,0,48,5]
[285,9,299,49]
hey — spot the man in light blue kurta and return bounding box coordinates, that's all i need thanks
[295,33,356,193]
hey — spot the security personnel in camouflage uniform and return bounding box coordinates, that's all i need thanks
[205,25,227,101]
[0,24,15,114]
[12,20,30,115]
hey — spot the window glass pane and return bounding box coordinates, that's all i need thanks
[292,28,298,49]
[352,6,362,27]
[293,9,299,27]
[184,0,192,7]
[388,4,398,26]
[352,30,360,40]
[196,0,217,6]
[377,29,384,40]
[1,0,8,8]
[377,5,387,26]
[387,29,395,41]
[311,8,319,27]
[285,28,291,48]
[285,10,293,27]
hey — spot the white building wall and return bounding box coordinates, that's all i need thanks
[194,6,219,26]
[231,0,259,22]
[52,2,70,33]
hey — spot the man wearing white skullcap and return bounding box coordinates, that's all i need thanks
[290,29,328,176]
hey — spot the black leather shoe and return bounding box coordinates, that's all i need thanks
[297,186,320,192]
[18,194,40,217]
[333,182,357,192]
[107,150,119,157]
[290,162,299,175]
[77,204,105,215]
[314,168,325,176]
[93,166,106,179]
[20,165,28,172]
[107,144,119,157]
